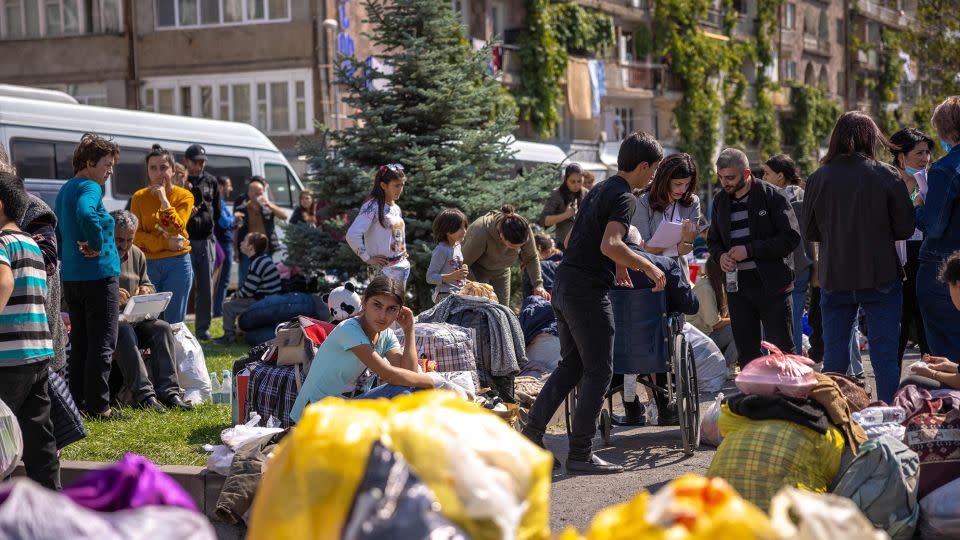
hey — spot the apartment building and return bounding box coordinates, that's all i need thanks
[777,0,846,101]
[0,0,380,163]
[845,0,918,114]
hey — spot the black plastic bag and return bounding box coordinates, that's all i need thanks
[342,441,469,540]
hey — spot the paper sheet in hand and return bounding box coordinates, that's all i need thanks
[645,221,684,249]
[120,292,172,324]
[915,169,928,199]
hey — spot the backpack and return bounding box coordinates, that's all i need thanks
[830,435,920,540]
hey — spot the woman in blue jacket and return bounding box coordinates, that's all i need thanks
[917,97,960,361]
[55,133,123,419]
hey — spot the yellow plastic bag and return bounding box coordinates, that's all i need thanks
[573,475,776,540]
[247,390,552,540]
[708,405,845,511]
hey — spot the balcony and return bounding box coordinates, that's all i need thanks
[700,8,724,29]
[803,34,831,56]
[856,0,910,27]
[604,61,657,95]
[855,48,880,70]
[576,0,652,23]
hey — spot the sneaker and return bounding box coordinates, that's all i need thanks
[196,330,212,341]
[212,335,235,346]
[565,454,623,475]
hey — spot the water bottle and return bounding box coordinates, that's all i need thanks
[210,372,221,404]
[221,370,233,407]
[645,400,659,426]
[852,406,907,426]
[725,269,739,293]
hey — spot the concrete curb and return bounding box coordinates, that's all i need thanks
[14,460,227,518]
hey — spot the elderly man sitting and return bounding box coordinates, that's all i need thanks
[111,210,192,411]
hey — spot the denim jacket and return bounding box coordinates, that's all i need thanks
[917,145,960,263]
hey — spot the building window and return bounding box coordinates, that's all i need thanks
[154,0,289,29]
[451,0,468,29]
[785,61,797,81]
[141,69,313,135]
[818,9,828,40]
[0,0,120,39]
[491,0,504,39]
[784,3,795,30]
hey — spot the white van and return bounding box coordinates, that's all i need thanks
[0,94,305,211]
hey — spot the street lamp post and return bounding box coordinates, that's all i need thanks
[322,17,341,132]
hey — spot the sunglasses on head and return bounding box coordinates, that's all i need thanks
[380,163,404,173]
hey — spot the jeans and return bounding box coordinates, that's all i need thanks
[115,319,181,402]
[0,363,60,489]
[190,238,214,335]
[821,280,902,403]
[899,242,929,362]
[354,384,416,400]
[917,260,960,361]
[64,277,119,415]
[214,240,233,317]
[147,253,194,324]
[709,325,738,367]
[524,281,614,459]
[726,270,794,368]
[791,267,811,355]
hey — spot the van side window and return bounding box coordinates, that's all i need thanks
[203,155,252,191]
[11,139,56,179]
[264,163,297,208]
[113,148,149,199]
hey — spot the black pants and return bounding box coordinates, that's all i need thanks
[190,238,214,335]
[524,281,613,459]
[115,319,181,403]
[900,242,930,364]
[64,277,119,415]
[727,270,794,368]
[0,363,60,489]
[808,286,824,363]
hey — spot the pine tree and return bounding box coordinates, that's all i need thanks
[286,0,550,308]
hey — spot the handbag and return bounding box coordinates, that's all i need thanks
[48,368,86,450]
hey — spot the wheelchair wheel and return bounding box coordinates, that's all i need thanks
[599,409,612,447]
[675,335,701,456]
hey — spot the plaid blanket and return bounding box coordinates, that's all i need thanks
[707,405,845,511]
[243,362,299,428]
[905,411,960,499]
[395,323,478,373]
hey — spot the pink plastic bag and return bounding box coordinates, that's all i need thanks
[735,341,817,399]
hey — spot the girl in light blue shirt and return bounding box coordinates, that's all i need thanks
[290,276,465,422]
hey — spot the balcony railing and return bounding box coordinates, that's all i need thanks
[856,48,880,70]
[857,0,908,26]
[604,61,657,92]
[700,8,724,28]
[803,34,831,56]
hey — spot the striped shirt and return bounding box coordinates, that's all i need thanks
[236,254,282,299]
[729,195,757,271]
[0,230,53,365]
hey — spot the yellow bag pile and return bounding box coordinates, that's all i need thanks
[556,474,778,540]
[706,405,845,511]
[247,390,552,540]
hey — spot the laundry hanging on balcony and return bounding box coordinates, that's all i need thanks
[567,58,593,120]
[587,60,606,117]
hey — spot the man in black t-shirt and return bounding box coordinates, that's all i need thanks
[522,132,667,475]
[184,144,222,341]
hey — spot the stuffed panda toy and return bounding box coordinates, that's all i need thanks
[324,282,361,322]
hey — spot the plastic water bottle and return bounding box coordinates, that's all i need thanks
[220,370,233,407]
[210,372,221,404]
[645,400,659,426]
[725,269,739,293]
[852,406,907,426]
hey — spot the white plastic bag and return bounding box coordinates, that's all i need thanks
[170,322,212,403]
[700,392,724,447]
[220,413,283,451]
[0,397,23,478]
[203,444,235,476]
[683,323,727,394]
[769,486,890,540]
[920,477,960,540]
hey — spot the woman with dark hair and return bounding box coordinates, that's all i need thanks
[762,154,814,356]
[890,128,934,362]
[801,111,916,403]
[538,163,586,249]
[462,204,550,306]
[129,144,195,324]
[346,164,411,286]
[915,97,960,361]
[288,190,317,227]
[630,152,702,273]
[289,275,469,423]
[56,132,122,418]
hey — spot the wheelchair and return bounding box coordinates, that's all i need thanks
[564,288,701,456]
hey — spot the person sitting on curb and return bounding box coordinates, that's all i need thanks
[215,232,282,344]
[111,211,192,411]
[902,250,960,390]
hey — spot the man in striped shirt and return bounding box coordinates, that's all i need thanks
[0,172,60,489]
[708,148,800,368]
[215,232,282,344]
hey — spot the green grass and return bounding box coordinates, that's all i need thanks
[60,318,253,466]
